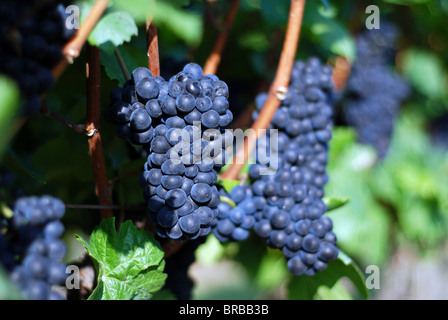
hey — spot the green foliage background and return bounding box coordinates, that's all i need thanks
[1,0,448,300]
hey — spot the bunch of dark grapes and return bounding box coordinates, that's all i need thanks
[211,185,256,243]
[247,57,338,276]
[163,237,206,300]
[341,23,410,158]
[0,195,68,300]
[0,1,76,115]
[106,63,234,146]
[107,63,233,240]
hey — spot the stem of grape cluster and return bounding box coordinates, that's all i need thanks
[114,49,131,81]
[221,0,306,181]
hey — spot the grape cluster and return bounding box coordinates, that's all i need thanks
[211,185,256,243]
[0,195,68,300]
[341,24,410,158]
[0,1,76,115]
[106,63,233,240]
[106,63,233,146]
[247,57,338,276]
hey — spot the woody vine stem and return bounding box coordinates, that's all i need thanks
[221,0,306,180]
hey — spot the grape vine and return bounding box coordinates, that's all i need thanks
[0,1,76,115]
[1,196,67,300]
[0,0,399,302]
[340,23,410,158]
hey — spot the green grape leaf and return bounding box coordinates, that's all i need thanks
[303,1,356,62]
[323,196,350,212]
[195,234,228,266]
[287,251,368,300]
[401,48,447,100]
[100,43,147,86]
[88,11,138,51]
[0,76,20,160]
[260,0,289,26]
[238,32,270,52]
[325,137,390,265]
[77,217,166,300]
[0,265,23,300]
[112,0,202,46]
[164,0,191,7]
[382,0,429,4]
[320,0,330,8]
[254,248,289,290]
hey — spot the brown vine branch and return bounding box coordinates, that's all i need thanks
[51,0,109,81]
[146,19,160,76]
[331,55,351,93]
[221,0,306,180]
[114,49,131,81]
[40,100,86,134]
[203,0,240,75]
[62,0,109,63]
[86,44,114,219]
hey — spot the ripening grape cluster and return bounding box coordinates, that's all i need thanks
[341,23,410,158]
[0,195,68,300]
[107,63,233,241]
[0,0,76,115]
[244,57,338,276]
[108,58,339,278]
